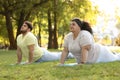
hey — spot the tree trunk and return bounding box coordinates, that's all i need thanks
[48,9,53,49]
[5,12,17,49]
[48,0,58,49]
[38,23,41,46]
[16,12,25,37]
[16,10,30,37]
[53,0,58,49]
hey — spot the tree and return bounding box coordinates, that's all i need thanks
[0,0,99,49]
[15,0,49,37]
[57,0,98,48]
[0,0,49,49]
[47,0,98,49]
[0,15,9,48]
[0,0,18,49]
[48,0,58,49]
[47,9,53,49]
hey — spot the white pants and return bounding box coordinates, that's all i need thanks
[96,46,120,63]
[35,48,74,62]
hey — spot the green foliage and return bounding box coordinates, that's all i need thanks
[1,50,120,80]
[0,16,9,45]
[0,16,8,38]
[57,0,98,36]
[0,0,99,48]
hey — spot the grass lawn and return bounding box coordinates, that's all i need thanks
[0,49,120,80]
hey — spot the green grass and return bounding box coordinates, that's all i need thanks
[0,49,120,80]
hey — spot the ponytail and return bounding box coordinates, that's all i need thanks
[81,21,93,35]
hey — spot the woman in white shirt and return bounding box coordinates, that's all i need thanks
[60,18,120,65]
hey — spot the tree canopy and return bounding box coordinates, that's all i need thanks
[0,0,99,49]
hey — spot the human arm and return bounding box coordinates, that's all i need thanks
[26,44,34,64]
[80,45,91,64]
[78,31,93,64]
[16,46,22,64]
[60,47,69,64]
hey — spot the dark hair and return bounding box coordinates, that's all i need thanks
[71,18,93,35]
[24,21,33,31]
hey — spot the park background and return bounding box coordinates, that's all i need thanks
[0,0,120,50]
[1,0,120,80]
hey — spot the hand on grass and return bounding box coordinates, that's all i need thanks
[15,62,32,65]
[24,62,32,65]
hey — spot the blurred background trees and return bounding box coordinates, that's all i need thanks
[0,0,120,50]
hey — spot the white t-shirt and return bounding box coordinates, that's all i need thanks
[17,32,43,62]
[63,30,100,63]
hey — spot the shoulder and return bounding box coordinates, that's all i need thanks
[26,32,36,38]
[25,32,37,44]
[64,32,73,39]
[80,30,92,36]
[27,32,34,36]
[17,34,22,39]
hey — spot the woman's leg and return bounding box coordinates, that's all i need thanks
[96,46,119,63]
